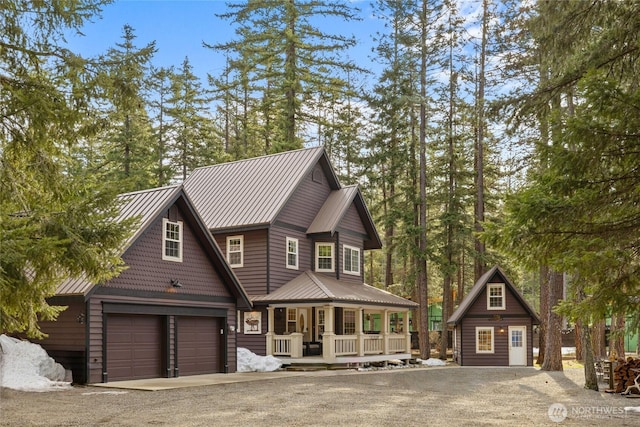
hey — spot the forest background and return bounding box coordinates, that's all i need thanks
[1,0,639,387]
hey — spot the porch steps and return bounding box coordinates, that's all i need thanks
[282,364,330,372]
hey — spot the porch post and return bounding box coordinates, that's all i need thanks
[357,308,365,356]
[382,309,389,354]
[266,307,275,356]
[322,305,336,362]
[404,310,411,354]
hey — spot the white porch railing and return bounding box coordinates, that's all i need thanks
[334,335,357,356]
[268,333,408,359]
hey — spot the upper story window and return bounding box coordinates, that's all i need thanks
[487,283,506,310]
[162,218,183,262]
[286,237,298,270]
[227,235,244,268]
[315,242,334,272]
[343,245,361,276]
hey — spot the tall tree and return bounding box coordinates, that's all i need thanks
[99,24,156,192]
[0,0,134,338]
[209,0,363,153]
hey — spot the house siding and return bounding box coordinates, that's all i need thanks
[276,167,332,228]
[237,307,268,356]
[213,229,268,296]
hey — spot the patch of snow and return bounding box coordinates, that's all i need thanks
[625,406,640,413]
[421,358,447,366]
[236,347,282,372]
[0,334,72,392]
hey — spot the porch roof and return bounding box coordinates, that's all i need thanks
[252,271,418,308]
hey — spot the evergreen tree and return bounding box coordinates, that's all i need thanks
[98,24,157,191]
[208,0,363,153]
[0,0,135,338]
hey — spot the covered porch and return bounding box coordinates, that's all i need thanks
[253,271,418,366]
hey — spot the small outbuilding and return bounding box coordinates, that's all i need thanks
[447,266,540,366]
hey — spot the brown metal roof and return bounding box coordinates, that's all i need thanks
[183,146,337,231]
[55,185,181,296]
[251,271,418,308]
[447,265,540,325]
[307,185,382,250]
[54,186,252,308]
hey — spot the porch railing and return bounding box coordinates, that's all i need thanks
[334,335,357,356]
[363,335,383,355]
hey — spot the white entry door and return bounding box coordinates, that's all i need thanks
[508,326,527,366]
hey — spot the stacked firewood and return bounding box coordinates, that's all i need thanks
[613,357,640,393]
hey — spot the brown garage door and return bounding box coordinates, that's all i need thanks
[177,316,221,376]
[107,314,163,381]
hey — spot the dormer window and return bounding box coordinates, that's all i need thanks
[343,245,360,276]
[487,283,505,310]
[162,218,183,262]
[315,242,334,272]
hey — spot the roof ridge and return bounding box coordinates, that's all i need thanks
[190,146,325,173]
[306,271,335,298]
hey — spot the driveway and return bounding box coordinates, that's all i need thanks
[1,365,638,426]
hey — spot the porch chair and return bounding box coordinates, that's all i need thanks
[622,368,640,396]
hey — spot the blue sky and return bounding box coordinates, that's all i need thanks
[64,0,382,83]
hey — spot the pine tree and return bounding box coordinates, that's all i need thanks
[208,0,363,153]
[0,0,135,338]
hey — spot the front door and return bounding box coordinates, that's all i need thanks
[508,326,527,366]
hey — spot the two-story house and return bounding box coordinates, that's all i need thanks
[184,147,418,365]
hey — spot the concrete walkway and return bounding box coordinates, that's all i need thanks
[90,370,341,391]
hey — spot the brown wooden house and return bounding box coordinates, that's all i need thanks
[184,147,418,365]
[35,186,251,383]
[447,266,540,366]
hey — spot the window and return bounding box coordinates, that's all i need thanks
[162,218,183,262]
[286,237,298,270]
[227,235,243,267]
[476,327,494,353]
[287,308,297,333]
[316,308,325,341]
[343,309,356,335]
[343,245,361,276]
[487,283,505,310]
[315,242,334,272]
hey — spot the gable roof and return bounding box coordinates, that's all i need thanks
[447,265,540,325]
[251,271,418,308]
[183,146,338,231]
[307,185,382,250]
[55,185,252,309]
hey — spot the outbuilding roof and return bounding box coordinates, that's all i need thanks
[183,146,338,231]
[447,265,540,325]
[251,271,418,308]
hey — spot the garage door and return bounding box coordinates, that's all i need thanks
[107,314,163,381]
[177,316,221,376]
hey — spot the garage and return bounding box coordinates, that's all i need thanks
[177,316,221,376]
[106,314,164,381]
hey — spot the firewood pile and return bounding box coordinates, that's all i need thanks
[613,357,640,394]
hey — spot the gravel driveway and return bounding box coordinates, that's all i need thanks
[1,364,638,426]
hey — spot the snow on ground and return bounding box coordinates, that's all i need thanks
[421,358,447,366]
[237,347,283,372]
[0,334,72,392]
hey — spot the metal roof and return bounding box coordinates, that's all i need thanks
[447,265,541,325]
[183,146,336,231]
[55,185,181,296]
[54,186,252,309]
[307,185,382,249]
[251,271,418,308]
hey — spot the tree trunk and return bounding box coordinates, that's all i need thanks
[582,324,598,391]
[536,265,549,365]
[592,319,607,360]
[541,270,563,371]
[574,321,583,361]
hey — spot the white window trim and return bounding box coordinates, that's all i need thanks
[487,283,506,310]
[286,237,299,270]
[227,235,244,268]
[476,326,495,354]
[342,244,361,276]
[315,242,334,273]
[162,218,183,262]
